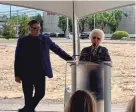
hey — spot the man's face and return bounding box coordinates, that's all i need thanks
[29,23,41,37]
[91,32,102,46]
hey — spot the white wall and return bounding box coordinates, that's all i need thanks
[43,12,63,33]
[117,5,135,34]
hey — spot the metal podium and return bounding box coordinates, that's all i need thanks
[64,61,112,112]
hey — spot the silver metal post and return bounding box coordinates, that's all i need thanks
[66,17,69,38]
[16,11,19,37]
[94,14,95,29]
[104,62,112,112]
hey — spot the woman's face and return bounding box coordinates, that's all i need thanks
[91,32,102,46]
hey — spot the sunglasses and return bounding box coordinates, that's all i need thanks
[30,27,41,31]
[92,36,101,40]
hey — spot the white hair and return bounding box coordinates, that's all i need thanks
[89,29,105,43]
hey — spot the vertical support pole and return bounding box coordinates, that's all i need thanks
[104,62,112,112]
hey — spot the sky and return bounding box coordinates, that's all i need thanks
[0,4,43,17]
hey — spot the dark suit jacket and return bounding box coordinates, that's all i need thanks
[14,34,73,78]
[79,46,111,63]
[79,45,111,100]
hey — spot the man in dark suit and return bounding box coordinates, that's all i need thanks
[79,29,111,103]
[14,20,73,112]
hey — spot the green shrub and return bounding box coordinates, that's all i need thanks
[0,35,4,38]
[50,33,56,37]
[2,23,16,39]
[111,31,130,39]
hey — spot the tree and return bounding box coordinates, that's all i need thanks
[2,14,31,38]
[19,15,30,37]
[58,16,73,34]
[84,9,127,32]
[58,16,67,35]
[95,12,110,30]
[107,10,128,33]
[86,12,110,31]
[31,14,43,33]
[87,15,94,31]
[2,20,15,39]
[78,17,87,33]
[0,15,8,34]
[69,19,72,32]
[5,15,30,37]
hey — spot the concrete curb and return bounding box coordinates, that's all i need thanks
[0,99,127,112]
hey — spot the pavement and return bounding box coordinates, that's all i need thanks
[0,99,128,112]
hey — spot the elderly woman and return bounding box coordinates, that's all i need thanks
[79,29,111,63]
[79,29,111,112]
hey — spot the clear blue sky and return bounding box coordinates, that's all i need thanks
[0,4,43,17]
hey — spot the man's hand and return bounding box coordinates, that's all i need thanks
[15,76,21,83]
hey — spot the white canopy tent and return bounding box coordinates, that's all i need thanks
[0,1,135,112]
[0,1,135,18]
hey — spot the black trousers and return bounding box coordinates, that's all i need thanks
[21,74,45,110]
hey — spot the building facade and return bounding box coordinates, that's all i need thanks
[43,11,63,34]
[117,5,135,34]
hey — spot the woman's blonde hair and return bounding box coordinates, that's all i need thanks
[126,96,135,112]
[65,90,96,112]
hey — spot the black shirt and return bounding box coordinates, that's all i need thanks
[23,36,44,76]
[79,46,111,64]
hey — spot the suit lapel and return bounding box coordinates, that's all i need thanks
[38,34,45,53]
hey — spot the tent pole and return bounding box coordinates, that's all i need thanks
[72,0,80,94]
[72,0,76,58]
[104,62,112,112]
[72,0,76,94]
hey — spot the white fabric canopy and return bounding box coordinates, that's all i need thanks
[0,1,135,18]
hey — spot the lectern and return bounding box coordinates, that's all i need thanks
[64,61,112,112]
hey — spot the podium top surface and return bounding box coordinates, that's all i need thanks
[67,60,97,64]
[67,61,112,67]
